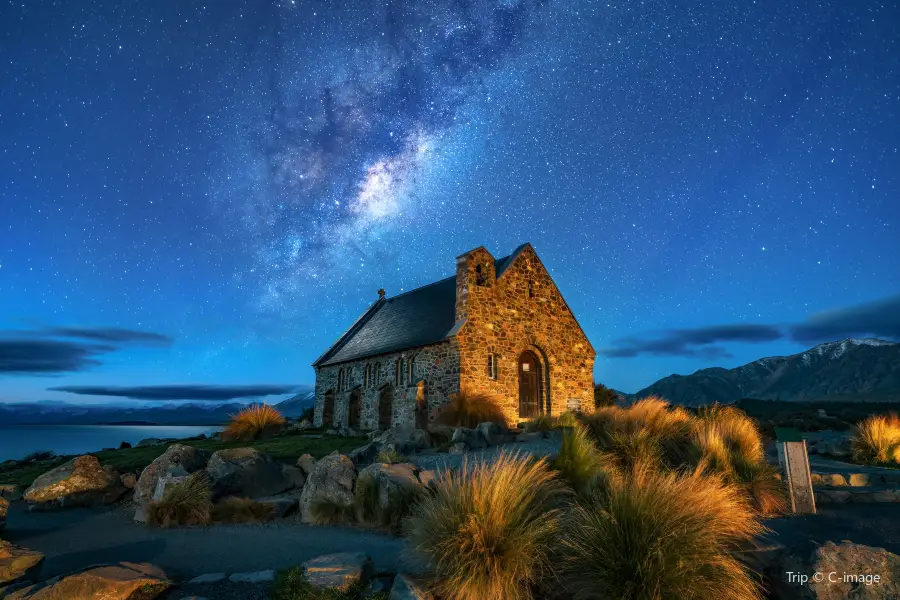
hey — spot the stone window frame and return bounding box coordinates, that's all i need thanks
[487,352,498,380]
[337,368,345,392]
[475,263,489,287]
[363,364,371,389]
[407,354,417,384]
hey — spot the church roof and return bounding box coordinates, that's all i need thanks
[313,245,528,367]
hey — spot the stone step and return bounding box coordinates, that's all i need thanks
[815,487,900,505]
[811,471,900,488]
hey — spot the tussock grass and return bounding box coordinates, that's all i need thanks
[697,404,764,464]
[434,390,506,429]
[404,452,568,600]
[559,464,765,600]
[147,472,212,528]
[554,411,580,429]
[212,496,275,523]
[552,424,614,497]
[851,413,900,466]
[223,403,287,442]
[308,498,355,525]
[375,448,406,464]
[525,413,554,433]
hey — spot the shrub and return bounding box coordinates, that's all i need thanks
[594,383,618,408]
[697,404,764,464]
[212,496,276,523]
[559,464,765,600]
[554,411,580,429]
[851,413,900,466]
[308,498,355,525]
[552,424,613,497]
[404,452,568,600]
[147,472,213,528]
[732,458,787,516]
[525,413,554,433]
[434,390,507,429]
[223,403,286,441]
[375,448,406,464]
[274,567,373,600]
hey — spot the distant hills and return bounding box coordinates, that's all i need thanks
[275,390,315,418]
[633,338,900,406]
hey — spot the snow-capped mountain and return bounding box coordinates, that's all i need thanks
[276,390,316,417]
[634,338,900,406]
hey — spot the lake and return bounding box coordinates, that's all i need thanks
[0,425,220,462]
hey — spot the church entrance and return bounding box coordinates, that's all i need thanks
[348,388,362,429]
[518,351,541,418]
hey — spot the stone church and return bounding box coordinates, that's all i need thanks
[312,243,595,430]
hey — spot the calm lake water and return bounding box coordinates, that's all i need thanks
[0,425,219,461]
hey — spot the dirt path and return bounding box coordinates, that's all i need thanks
[3,502,409,582]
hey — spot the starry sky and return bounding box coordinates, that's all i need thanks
[1,0,898,405]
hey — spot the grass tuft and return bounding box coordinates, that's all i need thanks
[309,497,355,525]
[274,567,373,600]
[404,451,569,600]
[212,496,276,523]
[375,448,406,464]
[147,472,213,528]
[434,389,506,429]
[559,463,765,600]
[554,411,580,429]
[697,404,764,464]
[552,424,613,497]
[223,403,287,442]
[851,413,900,466]
[525,413,555,433]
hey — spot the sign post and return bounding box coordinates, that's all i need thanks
[775,428,816,514]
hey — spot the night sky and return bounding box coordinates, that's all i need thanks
[1,0,898,405]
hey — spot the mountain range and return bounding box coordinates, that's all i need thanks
[633,338,900,406]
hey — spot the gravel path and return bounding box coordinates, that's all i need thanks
[409,434,562,471]
[3,502,408,582]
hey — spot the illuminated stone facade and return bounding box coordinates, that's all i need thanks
[313,243,595,429]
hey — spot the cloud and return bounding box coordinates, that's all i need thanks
[790,294,900,343]
[49,384,299,401]
[0,339,113,374]
[41,327,172,345]
[600,324,784,358]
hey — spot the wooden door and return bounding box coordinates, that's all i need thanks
[518,351,540,418]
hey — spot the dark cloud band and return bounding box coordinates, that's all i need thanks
[599,324,781,359]
[790,294,900,343]
[0,339,113,374]
[49,384,299,401]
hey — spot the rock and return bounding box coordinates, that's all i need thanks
[357,463,423,513]
[0,497,7,531]
[119,441,132,449]
[348,443,380,466]
[282,465,306,490]
[0,542,44,586]
[205,448,293,499]
[390,573,434,599]
[367,578,389,595]
[296,454,317,476]
[120,472,137,490]
[188,573,227,584]
[298,418,312,430]
[325,428,338,435]
[375,427,429,454]
[134,444,211,516]
[0,485,24,502]
[228,570,276,583]
[475,422,509,446]
[816,490,851,504]
[259,497,298,518]
[23,455,126,510]
[4,562,169,600]
[417,470,439,490]
[301,552,373,590]
[848,473,870,487]
[340,427,359,437]
[136,438,163,447]
[775,541,900,600]
[151,467,190,502]
[449,442,468,454]
[299,452,357,523]
[515,431,546,442]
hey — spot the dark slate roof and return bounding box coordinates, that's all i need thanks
[313,244,529,367]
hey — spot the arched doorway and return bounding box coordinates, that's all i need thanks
[378,386,393,430]
[348,388,362,429]
[322,390,335,427]
[518,351,542,419]
[415,380,428,430]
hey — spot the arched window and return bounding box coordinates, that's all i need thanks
[407,355,416,383]
[374,363,381,386]
[364,364,370,388]
[337,368,344,392]
[475,264,487,286]
[395,360,402,386]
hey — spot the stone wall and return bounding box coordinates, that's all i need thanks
[455,244,595,424]
[313,340,460,430]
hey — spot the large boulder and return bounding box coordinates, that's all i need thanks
[133,444,210,521]
[348,443,380,466]
[451,427,487,451]
[375,427,429,454]
[0,485,23,502]
[0,541,44,586]
[771,541,900,600]
[299,452,357,523]
[301,552,373,590]
[296,454,317,476]
[390,573,434,600]
[357,463,423,513]
[23,455,126,510]
[205,448,292,499]
[475,421,511,446]
[0,497,7,531]
[4,562,169,600]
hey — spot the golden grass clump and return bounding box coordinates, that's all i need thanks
[212,496,276,523]
[434,390,506,429]
[559,464,765,600]
[404,451,569,600]
[147,472,213,528]
[552,423,616,497]
[223,403,286,441]
[851,413,900,466]
[554,411,580,429]
[697,404,764,464]
[525,413,555,433]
